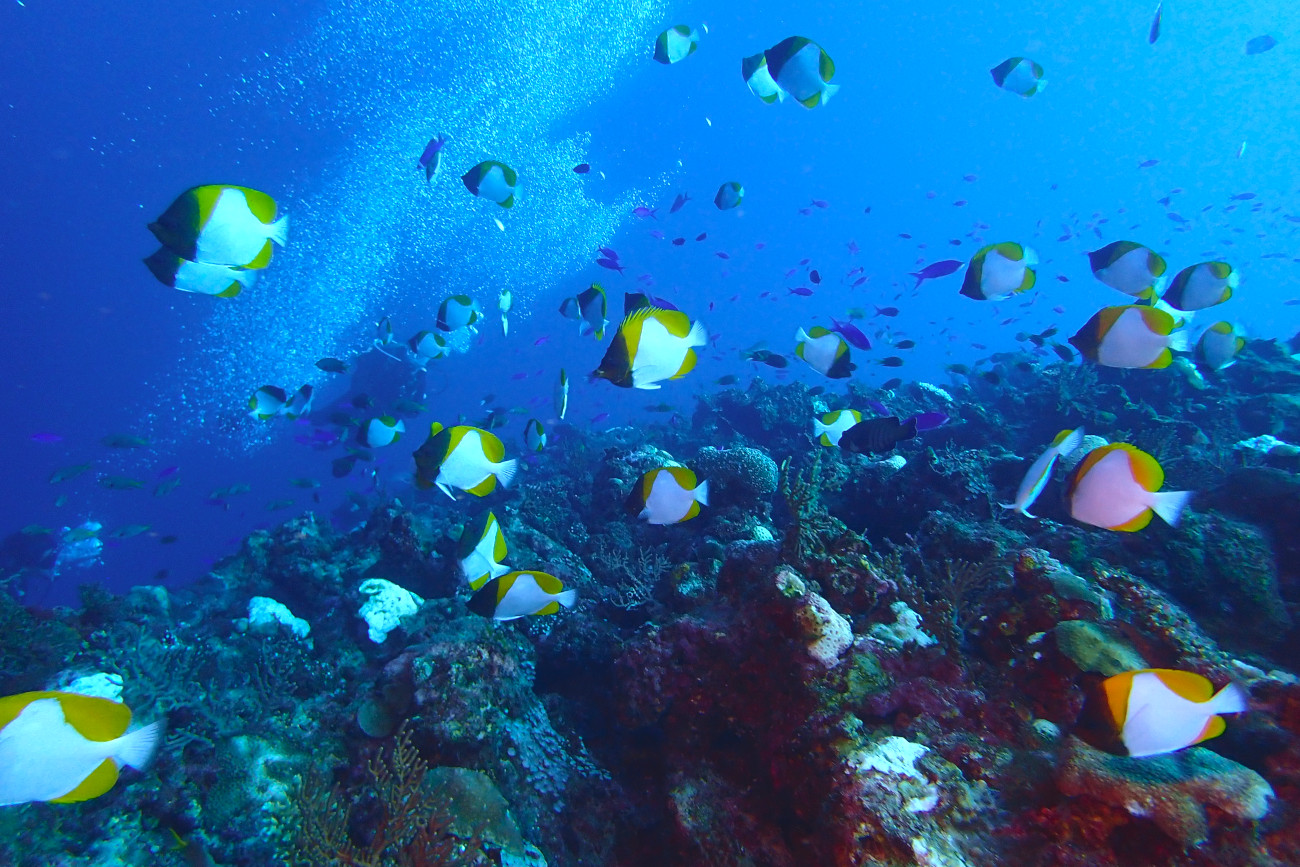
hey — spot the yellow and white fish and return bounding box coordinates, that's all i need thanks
[714,182,745,211]
[283,384,314,421]
[1068,305,1188,369]
[358,415,405,449]
[0,691,161,806]
[1086,241,1167,302]
[1195,321,1246,371]
[764,36,838,108]
[812,409,862,446]
[523,418,547,452]
[142,248,257,298]
[457,511,510,590]
[408,330,449,369]
[960,242,1038,301]
[413,423,518,499]
[149,185,288,269]
[593,306,708,390]
[467,571,577,621]
[628,466,708,525]
[554,369,570,420]
[437,295,482,332]
[248,386,288,420]
[794,326,854,379]
[1065,443,1190,531]
[461,161,518,208]
[498,289,513,337]
[990,57,1047,97]
[1002,428,1085,518]
[1099,669,1246,757]
[1162,261,1238,311]
[653,25,699,65]
[742,52,785,103]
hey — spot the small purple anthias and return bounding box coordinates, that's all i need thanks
[830,317,872,351]
[418,134,448,183]
[908,411,951,432]
[909,259,964,289]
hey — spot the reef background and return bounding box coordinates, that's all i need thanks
[3,342,1299,866]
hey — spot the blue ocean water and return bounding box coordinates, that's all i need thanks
[1,0,1296,598]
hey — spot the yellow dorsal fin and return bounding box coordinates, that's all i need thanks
[429,421,445,437]
[238,187,279,224]
[479,429,504,463]
[1152,668,1214,702]
[1119,444,1164,492]
[1139,306,1174,335]
[651,309,691,338]
[50,758,119,803]
[667,466,697,490]
[532,572,563,594]
[55,692,132,741]
[1070,443,1116,486]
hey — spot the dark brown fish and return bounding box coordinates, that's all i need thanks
[839,416,918,455]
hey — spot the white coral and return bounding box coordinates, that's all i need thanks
[358,578,424,644]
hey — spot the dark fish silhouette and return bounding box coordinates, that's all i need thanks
[839,416,918,454]
[1148,2,1162,44]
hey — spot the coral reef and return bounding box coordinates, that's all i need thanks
[2,342,1300,866]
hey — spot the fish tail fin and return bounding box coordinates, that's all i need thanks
[821,82,840,104]
[1168,328,1191,353]
[554,589,578,609]
[269,212,290,247]
[494,458,519,489]
[115,721,164,771]
[1209,681,1248,715]
[812,420,829,438]
[694,479,709,507]
[686,319,708,348]
[1057,427,1086,456]
[1151,489,1192,526]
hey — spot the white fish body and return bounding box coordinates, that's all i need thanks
[434,430,518,500]
[492,574,578,621]
[632,317,708,390]
[196,188,289,267]
[1122,672,1247,757]
[641,471,709,525]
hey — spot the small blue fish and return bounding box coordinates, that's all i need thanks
[418,135,448,183]
[1148,2,1162,44]
[909,259,964,289]
[1246,35,1277,55]
[829,317,872,350]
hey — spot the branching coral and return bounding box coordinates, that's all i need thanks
[288,725,488,867]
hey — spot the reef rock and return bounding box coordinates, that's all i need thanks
[1057,736,1274,847]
